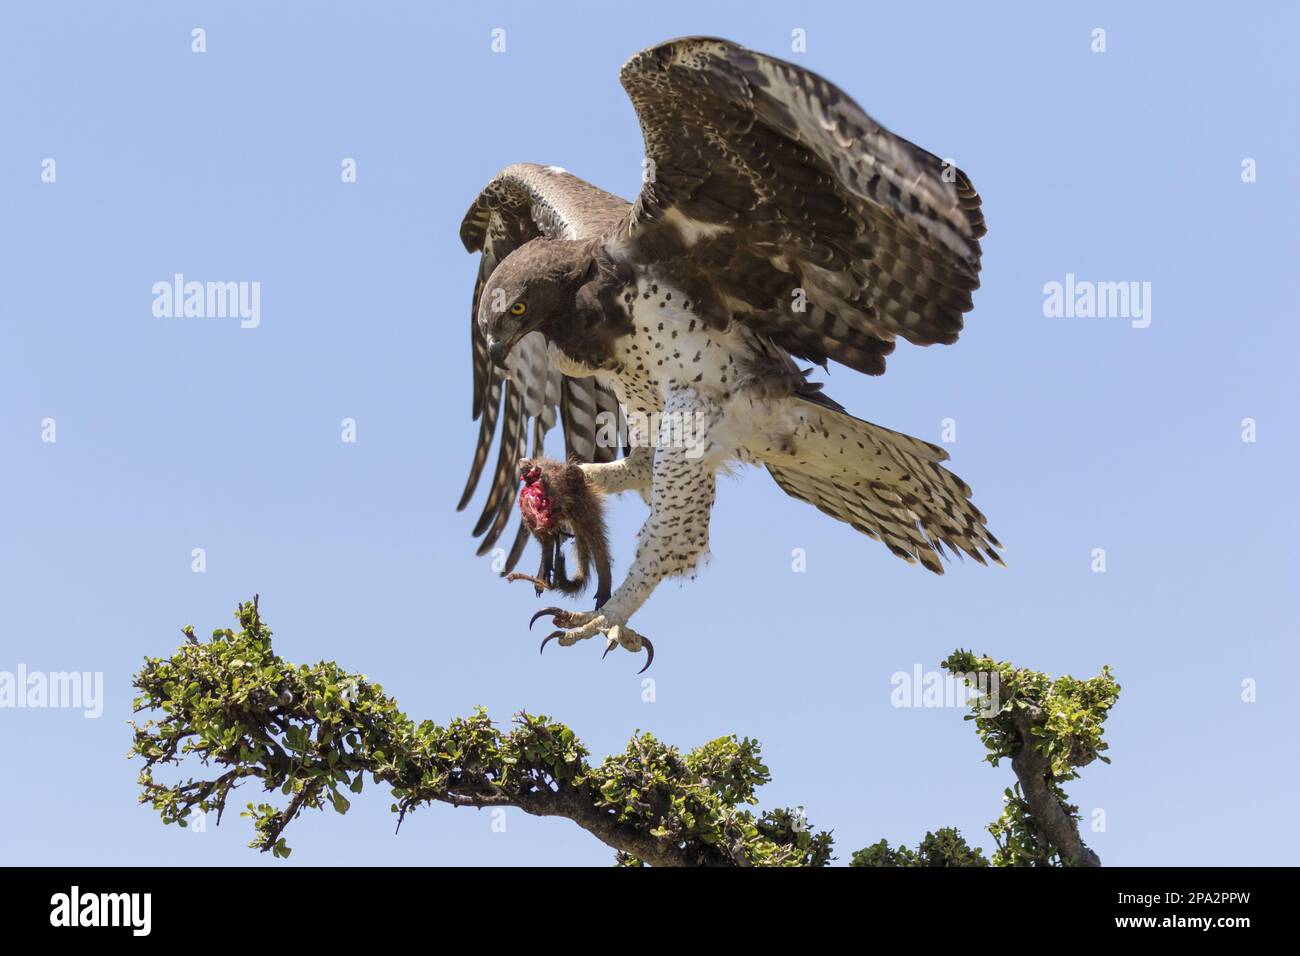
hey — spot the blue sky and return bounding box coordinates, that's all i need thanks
[2,0,1297,866]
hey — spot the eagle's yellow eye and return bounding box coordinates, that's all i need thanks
[509,302,527,316]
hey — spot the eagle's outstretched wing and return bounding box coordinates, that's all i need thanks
[458,164,628,570]
[613,37,985,376]
[611,39,1001,570]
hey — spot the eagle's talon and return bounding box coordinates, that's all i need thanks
[529,606,565,630]
[534,618,655,671]
[529,606,599,631]
[608,624,655,673]
[636,637,654,675]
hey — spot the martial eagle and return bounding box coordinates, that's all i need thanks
[459,37,1002,668]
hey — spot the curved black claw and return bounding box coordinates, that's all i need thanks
[539,630,565,655]
[600,634,654,673]
[636,637,655,675]
[530,607,566,631]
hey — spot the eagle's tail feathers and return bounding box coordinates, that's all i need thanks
[759,398,1003,572]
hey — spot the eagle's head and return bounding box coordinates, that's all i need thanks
[478,238,593,369]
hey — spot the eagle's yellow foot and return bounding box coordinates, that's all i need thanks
[531,608,654,673]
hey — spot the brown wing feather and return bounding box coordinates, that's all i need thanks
[459,164,629,570]
[615,37,985,376]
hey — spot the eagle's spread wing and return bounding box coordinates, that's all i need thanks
[614,37,985,376]
[613,39,1000,570]
[459,164,628,569]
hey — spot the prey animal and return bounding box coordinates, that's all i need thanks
[458,37,1003,670]
[501,457,637,667]
[505,459,611,604]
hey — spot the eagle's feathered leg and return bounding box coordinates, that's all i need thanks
[533,389,720,670]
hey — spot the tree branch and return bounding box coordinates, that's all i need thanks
[1007,706,1098,866]
[131,600,1117,867]
[131,598,831,866]
[943,651,1119,867]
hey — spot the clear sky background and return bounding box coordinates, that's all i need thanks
[2,1,1297,866]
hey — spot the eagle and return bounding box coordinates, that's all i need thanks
[458,37,1002,669]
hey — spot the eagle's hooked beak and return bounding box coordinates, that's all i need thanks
[489,318,541,370]
[487,337,511,370]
